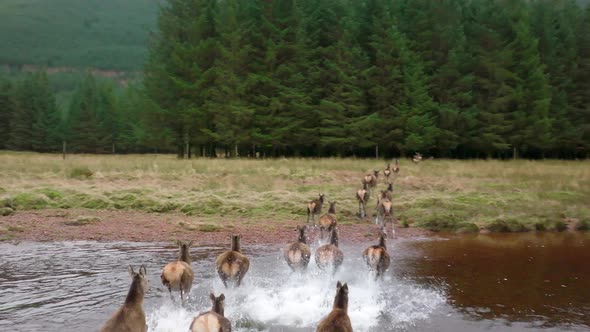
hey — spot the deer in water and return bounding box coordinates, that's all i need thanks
[307,193,325,224]
[318,201,338,240]
[283,225,311,272]
[356,183,370,219]
[316,281,352,332]
[101,265,149,332]
[216,235,250,287]
[189,293,231,332]
[412,152,423,164]
[362,170,379,195]
[362,232,390,280]
[161,240,194,302]
[315,227,344,274]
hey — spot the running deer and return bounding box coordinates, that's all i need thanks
[161,240,194,302]
[356,183,370,219]
[283,225,312,272]
[307,193,325,224]
[318,201,338,240]
[376,198,395,238]
[101,265,149,332]
[383,163,392,183]
[189,293,231,332]
[315,228,344,274]
[362,170,379,194]
[412,152,423,164]
[377,183,393,206]
[316,281,352,332]
[362,232,390,280]
[216,235,250,287]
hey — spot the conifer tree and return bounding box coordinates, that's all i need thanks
[0,77,15,149]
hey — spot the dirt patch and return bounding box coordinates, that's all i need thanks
[0,209,431,244]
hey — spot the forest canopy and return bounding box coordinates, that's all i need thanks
[1,0,589,158]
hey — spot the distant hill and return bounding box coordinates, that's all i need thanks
[0,0,160,72]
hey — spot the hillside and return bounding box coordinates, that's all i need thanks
[0,0,159,71]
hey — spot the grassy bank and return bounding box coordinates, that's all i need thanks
[0,151,589,233]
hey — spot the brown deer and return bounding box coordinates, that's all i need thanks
[307,193,325,224]
[376,183,393,206]
[316,281,352,332]
[362,170,379,195]
[161,240,194,302]
[383,163,392,183]
[376,198,395,238]
[189,293,231,332]
[356,183,370,219]
[101,265,149,332]
[412,152,423,164]
[362,232,390,280]
[318,201,338,240]
[216,235,250,287]
[315,228,344,274]
[283,225,311,272]
[393,159,400,173]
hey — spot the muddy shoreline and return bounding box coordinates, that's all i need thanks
[0,209,432,244]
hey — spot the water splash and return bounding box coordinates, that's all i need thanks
[146,244,445,332]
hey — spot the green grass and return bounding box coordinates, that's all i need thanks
[0,152,589,233]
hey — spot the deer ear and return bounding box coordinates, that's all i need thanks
[336,281,342,289]
[188,241,194,247]
[210,293,215,301]
[128,265,135,278]
[139,265,147,277]
[219,294,225,301]
[342,283,349,293]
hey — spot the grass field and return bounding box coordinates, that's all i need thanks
[0,152,589,233]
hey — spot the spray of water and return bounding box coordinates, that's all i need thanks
[147,244,445,332]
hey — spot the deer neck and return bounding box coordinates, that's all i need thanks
[298,230,307,244]
[125,277,145,307]
[212,301,224,317]
[231,237,241,252]
[328,205,336,214]
[334,292,348,312]
[179,248,191,264]
[378,235,387,250]
[330,229,339,247]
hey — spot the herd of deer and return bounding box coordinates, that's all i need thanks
[101,156,420,332]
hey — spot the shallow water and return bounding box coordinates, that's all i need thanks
[0,232,588,331]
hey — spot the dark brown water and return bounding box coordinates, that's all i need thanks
[397,232,590,330]
[0,232,588,331]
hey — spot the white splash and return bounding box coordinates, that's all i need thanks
[146,244,445,332]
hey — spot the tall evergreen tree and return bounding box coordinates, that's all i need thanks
[8,72,58,152]
[0,77,15,149]
[145,0,220,157]
[68,74,104,153]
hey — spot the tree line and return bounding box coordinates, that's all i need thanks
[1,0,590,158]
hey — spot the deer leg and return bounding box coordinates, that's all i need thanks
[168,287,174,302]
[358,202,362,218]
